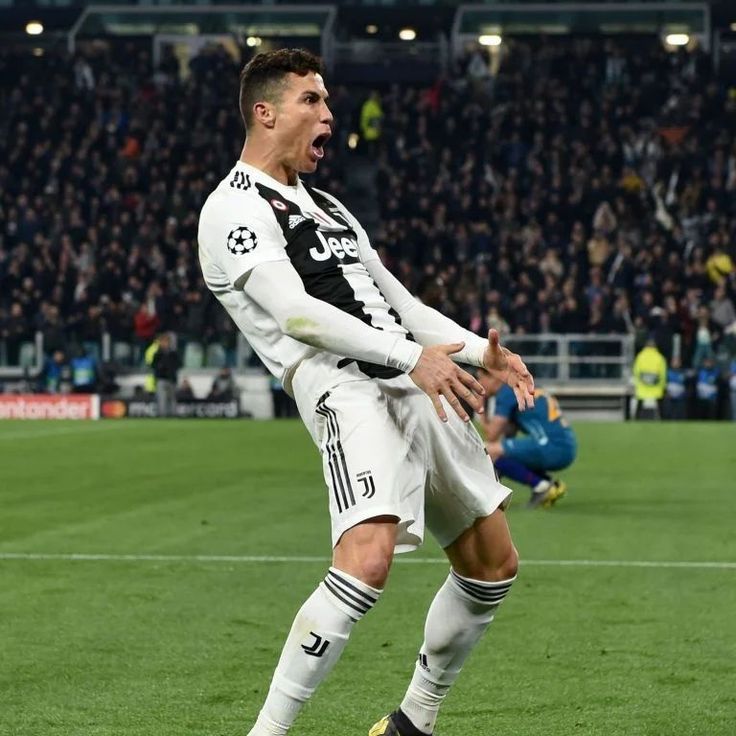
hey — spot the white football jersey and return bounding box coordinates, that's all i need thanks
[198,161,411,395]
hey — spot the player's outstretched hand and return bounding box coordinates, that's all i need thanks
[482,328,535,410]
[409,343,486,423]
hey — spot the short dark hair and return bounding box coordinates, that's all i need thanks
[239,48,323,130]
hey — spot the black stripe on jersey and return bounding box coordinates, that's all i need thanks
[305,187,418,377]
[302,185,353,231]
[336,357,407,379]
[256,182,404,380]
[307,185,414,338]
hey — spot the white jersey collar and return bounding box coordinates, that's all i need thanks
[234,160,303,196]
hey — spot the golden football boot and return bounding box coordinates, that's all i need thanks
[527,479,567,509]
[369,710,430,736]
[369,714,399,736]
[545,479,567,507]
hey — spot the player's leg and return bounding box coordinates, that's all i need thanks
[250,383,422,736]
[332,514,398,585]
[371,404,516,736]
[377,511,517,736]
[249,518,397,736]
[489,437,565,508]
[489,442,547,489]
[527,438,577,507]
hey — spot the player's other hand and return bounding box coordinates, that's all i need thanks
[482,329,535,411]
[409,342,485,423]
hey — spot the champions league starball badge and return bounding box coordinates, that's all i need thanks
[226,226,258,255]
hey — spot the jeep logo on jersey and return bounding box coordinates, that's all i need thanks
[226,226,257,255]
[309,231,358,262]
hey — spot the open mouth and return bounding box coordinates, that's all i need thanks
[310,132,331,160]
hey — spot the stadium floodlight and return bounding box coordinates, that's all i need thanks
[366,24,378,35]
[246,36,262,48]
[398,28,416,41]
[731,22,736,32]
[665,33,690,46]
[478,34,503,47]
[25,21,44,36]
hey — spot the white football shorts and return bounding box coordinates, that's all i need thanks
[294,370,512,552]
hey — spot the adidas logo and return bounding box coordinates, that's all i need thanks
[288,214,307,229]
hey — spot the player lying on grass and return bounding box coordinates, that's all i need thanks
[478,369,577,508]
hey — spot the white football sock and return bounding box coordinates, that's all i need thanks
[399,569,516,734]
[247,567,381,736]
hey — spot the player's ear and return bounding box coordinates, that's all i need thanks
[253,101,276,129]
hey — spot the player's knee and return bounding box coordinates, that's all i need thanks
[496,545,519,581]
[469,544,519,583]
[333,516,397,588]
[332,537,394,588]
[353,551,393,589]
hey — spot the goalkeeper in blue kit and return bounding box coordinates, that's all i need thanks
[478,370,577,508]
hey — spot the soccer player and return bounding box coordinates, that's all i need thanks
[198,49,535,736]
[478,370,576,508]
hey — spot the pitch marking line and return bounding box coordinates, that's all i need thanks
[0,553,734,570]
[0,424,138,441]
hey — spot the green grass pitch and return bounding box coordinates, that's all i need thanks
[1,419,735,736]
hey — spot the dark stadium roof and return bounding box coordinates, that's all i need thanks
[2,1,736,36]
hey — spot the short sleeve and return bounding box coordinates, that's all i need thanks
[493,384,517,420]
[199,194,289,290]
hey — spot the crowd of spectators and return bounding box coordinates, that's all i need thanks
[1,39,735,404]
[372,39,736,375]
[0,42,351,374]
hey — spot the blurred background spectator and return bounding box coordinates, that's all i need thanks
[150,333,179,417]
[632,336,667,419]
[664,355,687,420]
[175,378,195,402]
[0,34,734,418]
[207,367,236,402]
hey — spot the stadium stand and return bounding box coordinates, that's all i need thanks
[0,44,349,369]
[371,40,735,363]
[0,38,734,415]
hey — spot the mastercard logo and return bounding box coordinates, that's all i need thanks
[102,401,127,419]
